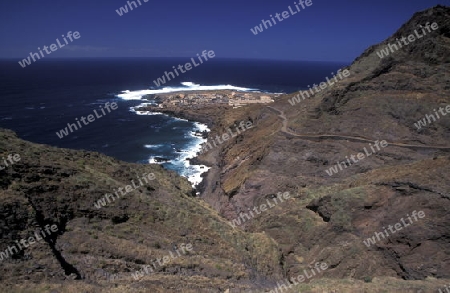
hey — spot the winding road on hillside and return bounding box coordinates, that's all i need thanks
[266,106,450,150]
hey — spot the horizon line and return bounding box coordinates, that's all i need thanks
[0,57,352,63]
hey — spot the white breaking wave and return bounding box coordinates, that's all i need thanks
[120,82,221,188]
[173,134,210,187]
[116,82,260,100]
[130,108,164,116]
[144,144,164,149]
[145,130,210,188]
[145,119,210,188]
[193,121,210,133]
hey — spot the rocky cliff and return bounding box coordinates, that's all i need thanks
[196,4,450,291]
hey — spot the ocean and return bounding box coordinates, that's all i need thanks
[0,58,347,187]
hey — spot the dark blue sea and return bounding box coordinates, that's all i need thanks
[0,58,347,186]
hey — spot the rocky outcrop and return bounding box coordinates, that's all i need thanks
[193,4,450,287]
[0,129,283,292]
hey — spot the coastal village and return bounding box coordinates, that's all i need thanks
[144,90,280,109]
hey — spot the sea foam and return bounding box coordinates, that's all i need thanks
[116,82,260,100]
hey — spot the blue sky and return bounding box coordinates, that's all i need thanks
[0,0,448,61]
